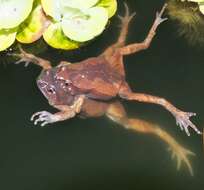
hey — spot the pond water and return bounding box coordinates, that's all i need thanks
[0,0,203,190]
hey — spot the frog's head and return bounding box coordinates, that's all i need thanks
[37,69,58,105]
[37,69,77,106]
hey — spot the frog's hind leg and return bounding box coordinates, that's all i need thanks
[118,83,201,136]
[10,45,51,70]
[106,101,195,175]
[119,3,167,56]
[102,2,136,57]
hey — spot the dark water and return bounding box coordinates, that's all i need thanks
[0,0,204,189]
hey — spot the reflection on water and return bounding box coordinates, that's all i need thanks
[0,0,203,190]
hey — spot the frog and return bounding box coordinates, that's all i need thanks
[11,3,201,175]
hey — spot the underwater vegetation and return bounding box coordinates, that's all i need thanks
[167,0,204,46]
[0,0,117,51]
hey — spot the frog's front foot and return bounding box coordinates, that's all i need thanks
[31,111,58,127]
[174,111,201,136]
[14,56,31,67]
[154,3,168,27]
[8,45,32,67]
[168,145,195,176]
[118,2,136,26]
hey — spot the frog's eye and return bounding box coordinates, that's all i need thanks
[65,81,69,86]
[47,87,56,94]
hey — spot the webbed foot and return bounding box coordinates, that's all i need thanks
[174,111,201,136]
[168,145,195,176]
[31,111,59,127]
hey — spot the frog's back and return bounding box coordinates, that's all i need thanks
[55,57,124,100]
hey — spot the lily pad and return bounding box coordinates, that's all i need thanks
[61,7,108,42]
[16,5,49,43]
[0,28,17,51]
[41,0,100,21]
[41,0,61,20]
[97,0,117,18]
[0,0,34,29]
[43,23,80,50]
[60,0,99,9]
[185,0,204,2]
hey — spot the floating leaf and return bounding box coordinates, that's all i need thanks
[16,4,49,43]
[184,0,204,2]
[0,28,17,51]
[60,0,99,9]
[43,22,80,50]
[0,0,34,29]
[62,7,108,42]
[41,0,61,20]
[97,0,117,18]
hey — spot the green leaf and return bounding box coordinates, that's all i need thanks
[41,0,100,21]
[62,7,108,42]
[0,28,17,51]
[60,0,99,9]
[97,0,117,18]
[185,0,204,2]
[0,0,34,29]
[16,4,49,43]
[43,22,80,50]
[41,0,61,20]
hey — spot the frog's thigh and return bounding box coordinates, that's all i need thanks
[80,99,110,118]
[106,101,155,133]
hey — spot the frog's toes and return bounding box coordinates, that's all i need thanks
[168,146,195,176]
[31,111,57,127]
[8,52,30,67]
[154,3,168,26]
[118,2,136,25]
[155,12,168,25]
[15,57,30,67]
[175,111,201,136]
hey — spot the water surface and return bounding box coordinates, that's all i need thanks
[0,0,203,190]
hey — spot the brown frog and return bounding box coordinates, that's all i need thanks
[12,3,201,175]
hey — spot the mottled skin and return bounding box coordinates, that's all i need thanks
[12,4,201,175]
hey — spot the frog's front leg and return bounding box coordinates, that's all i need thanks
[102,2,136,57]
[11,45,51,70]
[119,83,201,136]
[119,3,167,55]
[31,95,85,126]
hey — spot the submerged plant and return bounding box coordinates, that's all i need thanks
[167,0,204,46]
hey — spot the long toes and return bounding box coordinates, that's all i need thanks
[184,125,190,136]
[176,156,181,170]
[41,121,49,127]
[15,59,24,64]
[169,147,194,176]
[123,2,129,17]
[34,117,45,125]
[129,12,136,20]
[189,123,201,135]
[187,112,196,117]
[31,111,47,121]
[24,61,30,67]
[176,111,201,136]
[158,3,168,17]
